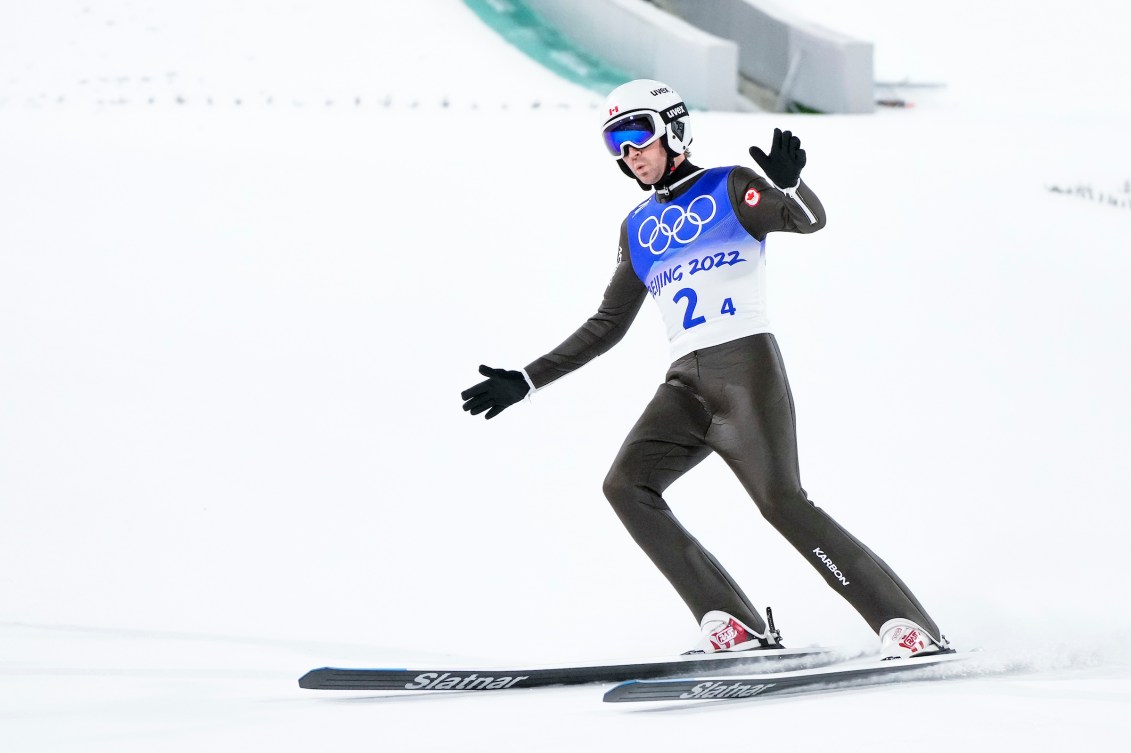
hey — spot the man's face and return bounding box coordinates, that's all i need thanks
[623,138,669,186]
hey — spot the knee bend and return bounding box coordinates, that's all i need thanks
[602,466,634,508]
[603,466,664,514]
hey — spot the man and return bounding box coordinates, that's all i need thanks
[461,79,949,659]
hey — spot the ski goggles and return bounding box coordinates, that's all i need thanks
[602,102,688,157]
[602,111,665,157]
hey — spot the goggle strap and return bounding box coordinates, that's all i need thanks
[607,103,685,131]
[659,102,687,124]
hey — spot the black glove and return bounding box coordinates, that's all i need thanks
[749,128,806,189]
[461,365,531,420]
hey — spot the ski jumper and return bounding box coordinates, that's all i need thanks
[523,164,942,641]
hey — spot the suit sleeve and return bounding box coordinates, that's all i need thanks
[728,166,827,242]
[523,221,647,390]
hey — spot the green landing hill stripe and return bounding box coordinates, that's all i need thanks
[463,0,630,96]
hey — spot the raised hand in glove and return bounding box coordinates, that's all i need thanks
[461,365,531,420]
[749,128,807,189]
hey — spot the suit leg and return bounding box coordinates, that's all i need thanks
[603,380,765,630]
[703,335,942,637]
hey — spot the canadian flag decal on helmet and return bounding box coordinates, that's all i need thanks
[608,105,619,116]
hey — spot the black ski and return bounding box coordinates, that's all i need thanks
[298,646,846,691]
[603,650,974,703]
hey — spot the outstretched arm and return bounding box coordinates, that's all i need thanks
[461,223,647,419]
[523,240,647,390]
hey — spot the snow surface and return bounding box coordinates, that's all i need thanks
[2,1,1130,751]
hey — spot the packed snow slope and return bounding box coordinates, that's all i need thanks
[2,1,1130,751]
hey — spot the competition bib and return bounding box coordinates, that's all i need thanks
[626,167,769,360]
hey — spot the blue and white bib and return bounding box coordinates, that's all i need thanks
[626,167,769,360]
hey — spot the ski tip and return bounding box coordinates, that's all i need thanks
[298,668,331,689]
[299,666,412,690]
[602,680,643,703]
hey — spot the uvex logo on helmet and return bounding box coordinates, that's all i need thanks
[662,104,687,121]
[650,87,671,96]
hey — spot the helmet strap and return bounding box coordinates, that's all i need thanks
[656,136,682,196]
[663,136,679,174]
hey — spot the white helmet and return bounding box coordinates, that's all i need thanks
[601,79,692,161]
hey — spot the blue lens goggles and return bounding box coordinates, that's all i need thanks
[602,112,662,157]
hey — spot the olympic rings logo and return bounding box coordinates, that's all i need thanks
[637,195,717,255]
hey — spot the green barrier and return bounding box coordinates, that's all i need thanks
[464,0,630,97]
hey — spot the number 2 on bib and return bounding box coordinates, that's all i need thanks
[674,289,740,330]
[673,288,707,329]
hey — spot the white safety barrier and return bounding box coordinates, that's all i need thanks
[522,0,740,110]
[661,0,874,113]
[522,0,872,113]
